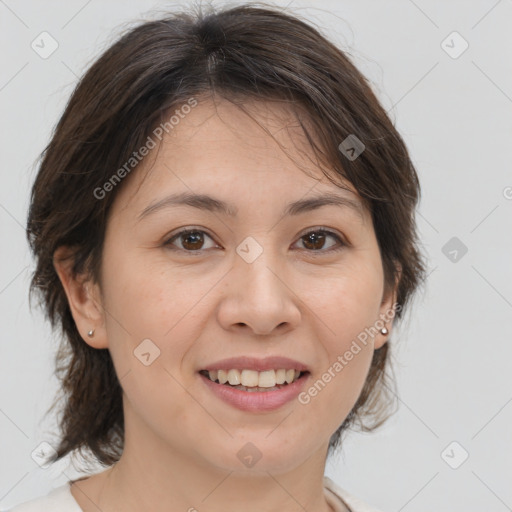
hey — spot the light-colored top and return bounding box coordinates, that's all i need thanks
[2,476,384,511]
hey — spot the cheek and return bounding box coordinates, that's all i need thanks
[101,249,184,333]
[100,251,217,371]
[308,263,384,345]
[98,254,207,436]
[299,313,376,437]
[297,263,383,421]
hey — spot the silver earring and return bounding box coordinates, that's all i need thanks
[380,327,388,335]
[87,329,95,337]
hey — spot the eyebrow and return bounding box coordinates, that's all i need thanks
[137,191,365,222]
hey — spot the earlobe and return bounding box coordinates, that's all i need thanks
[53,246,108,349]
[374,301,394,350]
[375,262,402,349]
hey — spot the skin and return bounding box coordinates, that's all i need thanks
[54,96,399,512]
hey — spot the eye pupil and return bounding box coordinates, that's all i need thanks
[182,231,204,250]
[303,231,326,250]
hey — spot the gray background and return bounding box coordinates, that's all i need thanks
[1,0,511,510]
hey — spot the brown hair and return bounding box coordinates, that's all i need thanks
[26,2,426,469]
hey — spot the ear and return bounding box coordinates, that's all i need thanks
[375,261,402,350]
[53,246,108,349]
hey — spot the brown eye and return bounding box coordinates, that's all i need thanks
[165,229,217,252]
[164,227,345,255]
[295,229,345,253]
[181,231,205,250]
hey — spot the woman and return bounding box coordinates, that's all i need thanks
[10,3,425,511]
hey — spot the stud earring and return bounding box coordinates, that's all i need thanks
[380,327,388,335]
[87,329,95,337]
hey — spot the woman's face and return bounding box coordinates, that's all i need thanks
[87,97,397,474]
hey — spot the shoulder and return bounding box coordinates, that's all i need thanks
[323,476,386,512]
[1,482,82,512]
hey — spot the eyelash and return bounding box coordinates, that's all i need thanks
[163,226,347,256]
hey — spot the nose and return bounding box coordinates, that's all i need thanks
[216,245,301,336]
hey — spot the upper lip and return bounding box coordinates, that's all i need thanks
[199,356,309,372]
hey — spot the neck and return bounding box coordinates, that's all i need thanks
[84,415,336,512]
[100,448,334,512]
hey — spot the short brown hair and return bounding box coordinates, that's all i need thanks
[27,2,426,468]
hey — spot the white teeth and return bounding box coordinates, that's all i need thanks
[227,369,241,385]
[275,369,286,385]
[204,368,303,387]
[258,370,277,388]
[241,369,259,387]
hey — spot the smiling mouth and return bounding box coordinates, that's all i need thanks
[199,369,309,392]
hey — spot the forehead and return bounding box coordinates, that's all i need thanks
[112,96,366,220]
[160,96,327,173]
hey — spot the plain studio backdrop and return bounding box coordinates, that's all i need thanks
[1,1,511,510]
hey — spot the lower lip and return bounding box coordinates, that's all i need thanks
[199,372,310,412]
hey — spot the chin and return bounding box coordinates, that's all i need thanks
[198,431,320,475]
